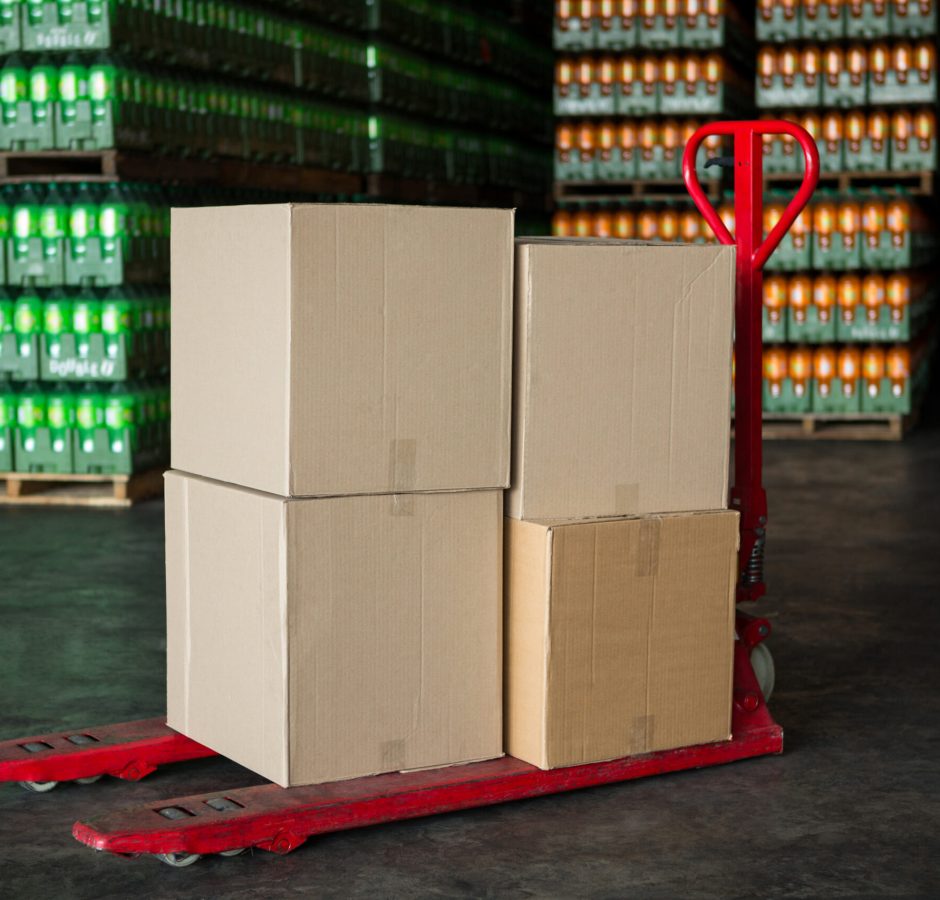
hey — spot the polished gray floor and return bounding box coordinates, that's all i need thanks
[1,431,939,899]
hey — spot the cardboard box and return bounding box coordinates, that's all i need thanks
[165,471,503,787]
[171,204,514,498]
[505,510,738,770]
[509,239,735,521]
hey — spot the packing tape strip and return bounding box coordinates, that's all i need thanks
[389,439,417,516]
[636,518,661,578]
[630,715,655,754]
[381,738,406,772]
[614,483,640,515]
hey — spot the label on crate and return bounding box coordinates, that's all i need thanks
[46,357,120,380]
[29,29,103,51]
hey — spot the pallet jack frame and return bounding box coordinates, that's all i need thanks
[0,120,820,866]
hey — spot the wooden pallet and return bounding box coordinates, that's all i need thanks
[0,468,165,508]
[555,177,722,204]
[765,169,934,196]
[734,412,916,442]
[0,150,363,195]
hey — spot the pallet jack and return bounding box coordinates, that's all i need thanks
[0,120,820,867]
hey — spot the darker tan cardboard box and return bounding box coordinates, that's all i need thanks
[165,471,504,788]
[505,510,738,770]
[171,204,514,498]
[509,239,735,521]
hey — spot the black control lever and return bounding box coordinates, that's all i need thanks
[705,155,735,169]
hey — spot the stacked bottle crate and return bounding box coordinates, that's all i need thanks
[755,0,938,423]
[0,0,552,493]
[550,1,752,249]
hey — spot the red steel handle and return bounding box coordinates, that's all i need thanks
[681,120,819,271]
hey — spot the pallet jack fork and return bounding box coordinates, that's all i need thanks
[0,121,819,867]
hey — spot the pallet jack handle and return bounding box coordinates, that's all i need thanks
[681,121,819,603]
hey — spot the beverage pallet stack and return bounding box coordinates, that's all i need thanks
[0,0,553,505]
[753,0,939,438]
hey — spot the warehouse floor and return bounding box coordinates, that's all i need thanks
[2,429,939,899]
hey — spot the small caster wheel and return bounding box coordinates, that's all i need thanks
[76,775,103,785]
[155,853,202,868]
[19,781,58,793]
[219,848,247,857]
[751,642,776,702]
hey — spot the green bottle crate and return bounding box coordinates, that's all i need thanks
[765,233,812,272]
[681,10,726,48]
[890,1,937,36]
[0,332,39,379]
[556,80,617,116]
[756,74,821,109]
[813,377,861,413]
[596,142,636,182]
[555,147,596,182]
[659,80,726,115]
[14,425,73,471]
[617,78,658,116]
[554,12,595,51]
[788,306,837,343]
[813,233,863,270]
[861,229,934,269]
[870,69,937,105]
[762,138,800,174]
[846,1,891,38]
[822,71,868,108]
[638,11,681,48]
[763,378,812,414]
[802,2,846,39]
[845,134,889,171]
[819,136,846,172]
[755,4,800,41]
[891,133,936,171]
[0,423,11,471]
[0,60,56,151]
[636,145,681,180]
[860,376,910,414]
[837,305,915,342]
[0,0,20,53]
[71,424,160,475]
[22,0,112,52]
[54,59,116,151]
[595,9,636,50]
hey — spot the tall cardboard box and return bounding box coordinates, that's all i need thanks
[505,511,738,770]
[509,238,735,521]
[165,471,504,788]
[171,204,514,498]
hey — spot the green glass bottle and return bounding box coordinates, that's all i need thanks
[39,182,67,260]
[11,183,41,260]
[72,292,101,358]
[46,383,75,453]
[74,382,104,452]
[101,286,132,359]
[43,291,73,359]
[68,181,97,261]
[13,291,42,356]
[15,380,45,450]
[104,382,136,453]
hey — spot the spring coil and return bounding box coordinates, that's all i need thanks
[742,537,766,586]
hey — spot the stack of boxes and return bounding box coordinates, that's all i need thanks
[503,238,738,767]
[165,209,739,786]
[165,204,512,787]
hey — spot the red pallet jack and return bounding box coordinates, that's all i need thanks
[0,120,819,867]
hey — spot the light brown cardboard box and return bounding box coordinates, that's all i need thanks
[504,510,738,770]
[171,204,514,498]
[165,471,504,787]
[509,239,735,521]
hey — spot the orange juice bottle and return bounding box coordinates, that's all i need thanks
[576,55,594,96]
[618,120,637,162]
[758,46,776,88]
[577,120,596,161]
[862,198,885,248]
[838,199,861,249]
[573,208,593,237]
[613,207,636,239]
[658,208,680,241]
[553,209,573,236]
[790,275,812,324]
[869,42,890,84]
[886,346,910,397]
[845,109,865,152]
[764,275,788,326]
[593,209,614,238]
[862,273,885,322]
[846,43,867,86]
[886,198,910,247]
[814,346,837,397]
[640,54,659,95]
[596,120,616,164]
[913,40,935,84]
[763,347,788,397]
[619,56,637,97]
[814,274,837,324]
[556,58,574,96]
[680,208,702,243]
[597,56,617,96]
[838,273,861,323]
[638,207,659,240]
[862,346,886,398]
[814,199,836,249]
[789,347,812,398]
[885,273,909,323]
[838,346,861,396]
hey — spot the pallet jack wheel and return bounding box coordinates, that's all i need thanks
[751,642,776,702]
[219,849,247,857]
[76,776,103,785]
[155,853,202,868]
[19,781,58,793]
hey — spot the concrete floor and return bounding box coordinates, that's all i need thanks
[1,433,939,899]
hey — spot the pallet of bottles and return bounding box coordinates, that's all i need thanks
[555,50,751,116]
[756,41,937,107]
[554,116,728,185]
[756,0,937,42]
[554,0,753,53]
[0,378,168,477]
[0,466,164,507]
[760,109,936,176]
[550,193,935,268]
[761,270,936,344]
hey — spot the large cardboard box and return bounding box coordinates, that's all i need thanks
[509,239,735,521]
[505,510,738,770]
[171,204,514,498]
[165,471,504,787]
